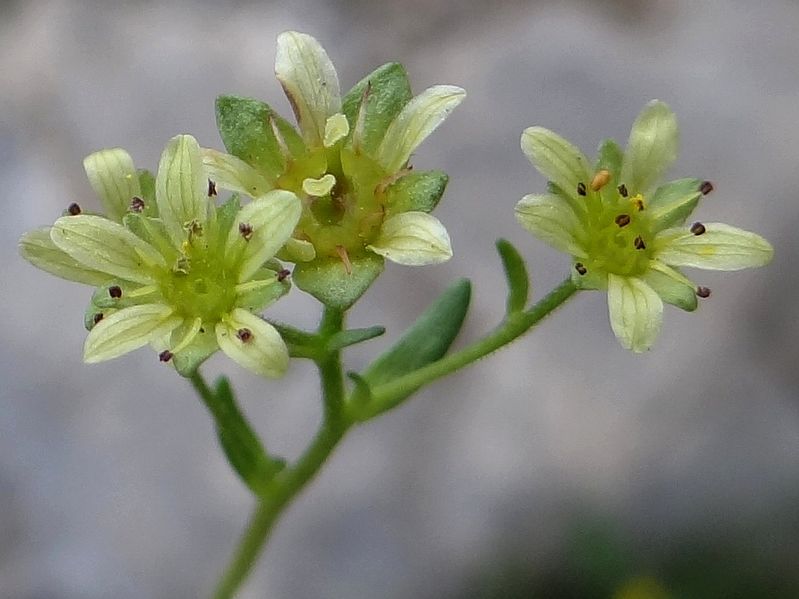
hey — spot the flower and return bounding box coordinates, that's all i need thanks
[19,135,302,376]
[515,100,773,352]
[203,31,465,309]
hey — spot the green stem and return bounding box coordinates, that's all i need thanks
[355,278,577,419]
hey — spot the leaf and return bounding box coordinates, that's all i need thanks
[292,253,385,310]
[496,239,530,313]
[383,170,448,214]
[327,326,385,352]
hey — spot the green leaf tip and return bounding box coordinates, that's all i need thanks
[496,239,530,313]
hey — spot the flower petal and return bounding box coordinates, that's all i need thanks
[279,238,316,262]
[83,148,141,222]
[367,212,452,266]
[642,261,698,312]
[50,215,164,284]
[515,193,586,257]
[201,148,272,198]
[521,126,592,208]
[156,134,208,248]
[20,228,112,286]
[376,85,465,173]
[654,223,774,271]
[620,100,678,196]
[647,178,703,229]
[607,274,664,352]
[275,31,341,147]
[215,308,289,378]
[84,304,182,363]
[226,190,302,281]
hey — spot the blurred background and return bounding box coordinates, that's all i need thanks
[2,0,798,597]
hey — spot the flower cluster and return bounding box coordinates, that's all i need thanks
[516,100,773,351]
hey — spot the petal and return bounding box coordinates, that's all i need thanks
[607,274,664,353]
[226,190,302,281]
[620,100,679,196]
[647,178,703,230]
[215,308,289,378]
[156,134,208,248]
[83,148,141,222]
[654,223,774,271]
[376,85,465,173]
[201,148,273,198]
[20,228,111,286]
[279,238,316,262]
[84,304,182,363]
[50,215,164,284]
[275,31,341,147]
[514,193,586,257]
[642,261,698,312]
[367,212,452,266]
[521,126,592,209]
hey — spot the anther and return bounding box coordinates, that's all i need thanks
[236,328,253,343]
[617,184,628,198]
[632,196,645,211]
[615,214,631,227]
[208,179,217,197]
[108,285,123,299]
[93,313,104,325]
[577,182,587,196]
[633,236,646,250]
[696,286,711,298]
[67,202,82,216]
[159,350,173,362]
[239,222,253,241]
[699,181,714,195]
[690,222,706,236]
[277,269,291,282]
[590,169,611,191]
[575,262,587,275]
[129,196,145,212]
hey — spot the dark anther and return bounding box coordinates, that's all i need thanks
[159,350,173,362]
[108,285,123,299]
[236,328,253,343]
[239,222,254,241]
[696,286,712,298]
[208,179,217,197]
[575,262,587,275]
[199,327,205,333]
[618,184,628,197]
[615,214,631,227]
[67,202,82,215]
[633,236,646,250]
[577,182,587,196]
[690,222,706,236]
[130,196,145,212]
[277,269,291,282]
[93,313,104,325]
[699,181,714,195]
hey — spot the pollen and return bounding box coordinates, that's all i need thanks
[696,286,711,298]
[239,222,254,240]
[67,203,82,216]
[699,181,714,195]
[159,350,173,362]
[690,222,706,235]
[236,328,253,343]
[574,262,587,275]
[129,197,145,212]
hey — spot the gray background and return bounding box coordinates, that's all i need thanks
[2,0,797,597]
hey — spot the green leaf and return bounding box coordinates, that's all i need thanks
[215,95,305,182]
[496,239,530,313]
[327,325,385,352]
[209,376,285,495]
[342,62,412,155]
[383,170,448,214]
[293,253,385,310]
[137,169,158,217]
[361,278,471,389]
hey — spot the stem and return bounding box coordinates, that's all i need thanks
[356,278,577,418]
[211,306,350,599]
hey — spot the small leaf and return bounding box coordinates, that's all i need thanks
[496,239,530,313]
[346,371,373,407]
[383,170,448,214]
[293,253,385,310]
[327,326,385,352]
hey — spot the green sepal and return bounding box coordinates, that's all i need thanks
[170,323,218,376]
[327,325,385,352]
[215,96,306,182]
[214,193,241,241]
[89,281,154,309]
[235,266,291,312]
[341,62,412,154]
[496,239,530,313]
[383,170,448,214]
[208,376,285,496]
[137,169,158,217]
[122,213,173,258]
[648,178,703,229]
[360,278,471,390]
[293,253,385,310]
[84,303,117,331]
[595,139,624,205]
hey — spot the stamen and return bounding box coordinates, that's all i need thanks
[631,195,645,211]
[108,285,123,299]
[239,222,254,241]
[690,222,706,236]
[696,286,711,298]
[208,179,217,197]
[277,269,290,282]
[335,245,353,275]
[617,184,628,197]
[633,236,646,250]
[93,313,104,325]
[574,262,587,275]
[615,214,631,227]
[236,328,253,343]
[577,182,587,196]
[67,202,82,216]
[323,113,350,148]
[699,181,714,195]
[130,197,145,213]
[590,169,611,191]
[159,350,173,362]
